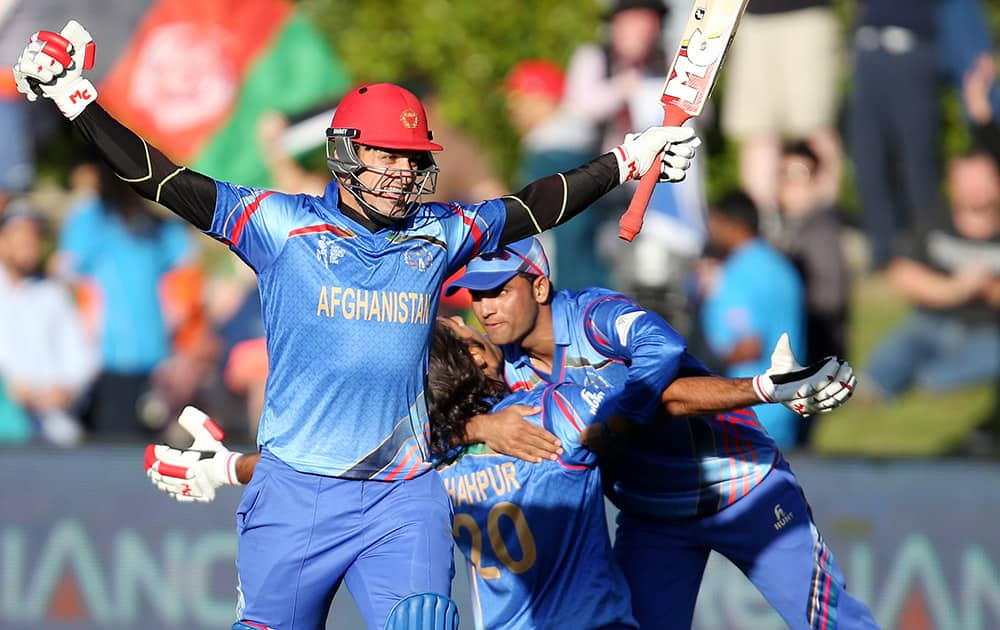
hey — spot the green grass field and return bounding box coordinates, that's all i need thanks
[810,273,996,457]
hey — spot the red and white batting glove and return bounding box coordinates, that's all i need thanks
[753,333,858,417]
[613,126,701,184]
[144,406,243,503]
[13,20,97,119]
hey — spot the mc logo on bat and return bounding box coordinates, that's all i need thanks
[663,28,725,105]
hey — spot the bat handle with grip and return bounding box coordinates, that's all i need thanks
[177,405,226,452]
[618,105,692,242]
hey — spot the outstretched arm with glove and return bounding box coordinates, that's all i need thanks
[661,333,856,418]
[498,125,701,243]
[581,331,857,449]
[14,21,702,245]
[145,407,257,503]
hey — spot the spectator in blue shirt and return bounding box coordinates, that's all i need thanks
[698,192,806,449]
[56,163,194,438]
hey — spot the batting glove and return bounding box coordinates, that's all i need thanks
[144,406,243,503]
[613,126,701,184]
[752,333,858,417]
[13,20,97,119]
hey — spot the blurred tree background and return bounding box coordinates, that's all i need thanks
[303,0,605,186]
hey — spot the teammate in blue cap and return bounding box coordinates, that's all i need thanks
[445,237,879,630]
[16,19,704,629]
[148,319,638,630]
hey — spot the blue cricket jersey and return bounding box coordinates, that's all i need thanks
[209,180,505,479]
[439,383,636,630]
[502,289,778,519]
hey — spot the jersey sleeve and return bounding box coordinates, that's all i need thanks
[582,294,686,423]
[436,198,507,275]
[208,182,304,273]
[540,383,618,468]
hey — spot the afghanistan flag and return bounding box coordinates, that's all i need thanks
[0,0,349,187]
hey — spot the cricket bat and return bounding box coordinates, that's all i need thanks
[618,0,750,242]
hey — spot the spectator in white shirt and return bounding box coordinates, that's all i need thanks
[0,201,97,445]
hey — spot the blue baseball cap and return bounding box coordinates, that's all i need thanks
[445,237,550,296]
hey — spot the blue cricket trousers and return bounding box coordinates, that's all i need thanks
[235,449,455,629]
[614,457,879,629]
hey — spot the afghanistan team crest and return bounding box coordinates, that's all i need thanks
[404,243,434,272]
[400,109,420,129]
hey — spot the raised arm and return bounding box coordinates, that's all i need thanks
[14,21,217,230]
[499,127,700,243]
[73,105,218,229]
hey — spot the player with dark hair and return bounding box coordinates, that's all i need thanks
[429,322,637,630]
[14,20,702,630]
[148,319,638,629]
[446,237,879,629]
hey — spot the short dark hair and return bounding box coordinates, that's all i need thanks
[711,191,759,235]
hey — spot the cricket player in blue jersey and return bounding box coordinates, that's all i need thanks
[15,21,702,629]
[147,319,637,630]
[446,238,880,630]
[428,322,636,630]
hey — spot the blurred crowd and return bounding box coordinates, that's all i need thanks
[0,0,998,454]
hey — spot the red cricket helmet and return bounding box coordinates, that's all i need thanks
[326,83,442,221]
[330,83,443,151]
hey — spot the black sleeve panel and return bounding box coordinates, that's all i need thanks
[74,104,217,230]
[500,153,619,244]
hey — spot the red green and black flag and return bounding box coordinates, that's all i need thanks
[0,0,349,187]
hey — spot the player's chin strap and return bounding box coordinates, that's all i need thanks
[339,164,438,222]
[339,173,408,228]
